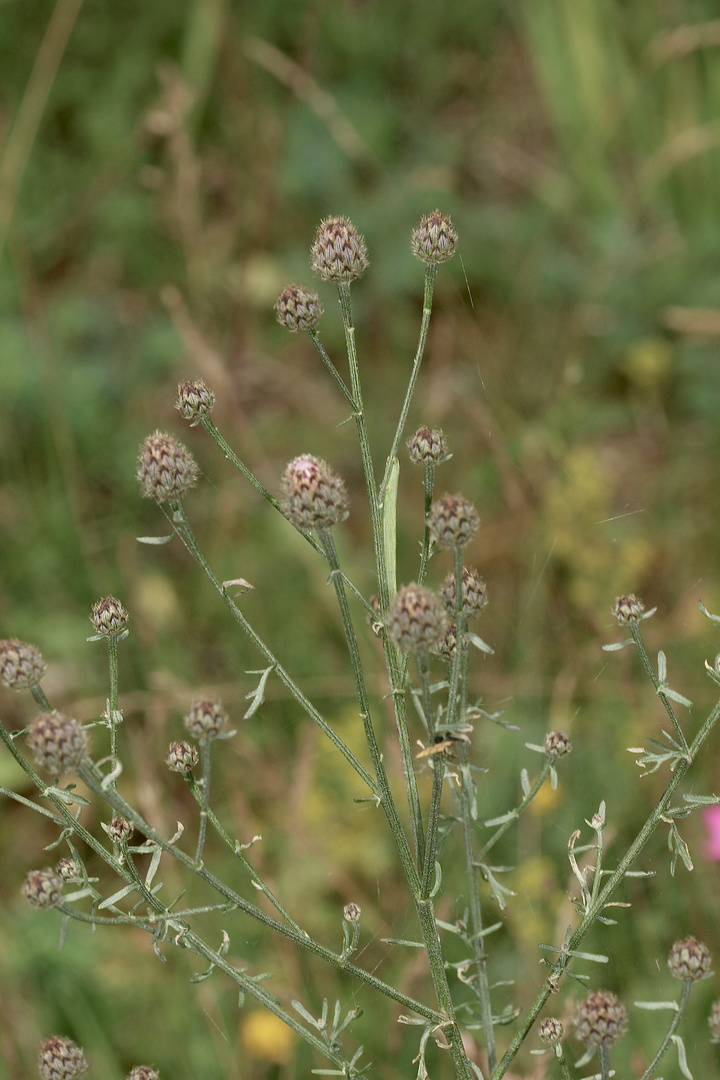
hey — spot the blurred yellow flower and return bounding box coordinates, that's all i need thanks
[240,1010,295,1064]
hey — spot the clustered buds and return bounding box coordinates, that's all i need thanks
[311,216,368,283]
[441,567,487,618]
[184,700,228,741]
[91,596,129,636]
[106,816,134,845]
[38,1036,88,1080]
[275,285,323,332]
[343,903,361,924]
[539,1017,564,1045]
[668,936,712,982]
[544,730,572,758]
[611,594,645,625]
[23,869,63,909]
[574,989,627,1049]
[175,378,215,423]
[407,426,450,467]
[411,211,458,265]
[386,584,447,656]
[281,455,349,532]
[0,638,46,690]
[137,431,200,504]
[428,494,480,549]
[26,711,89,776]
[166,740,199,773]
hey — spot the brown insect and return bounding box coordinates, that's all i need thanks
[415,728,472,759]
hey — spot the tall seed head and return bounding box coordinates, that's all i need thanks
[311,216,368,283]
[411,211,458,265]
[275,285,323,332]
[27,711,89,776]
[38,1036,88,1080]
[281,455,349,532]
[428,494,480,549]
[387,584,447,656]
[137,431,200,504]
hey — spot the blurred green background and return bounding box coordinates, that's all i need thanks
[2,0,720,1077]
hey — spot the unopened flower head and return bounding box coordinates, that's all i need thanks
[275,284,323,332]
[184,700,228,741]
[668,936,712,982]
[387,584,447,656]
[38,1036,88,1080]
[23,869,63,909]
[0,638,46,690]
[611,594,645,625]
[106,816,134,845]
[407,426,450,467]
[281,455,349,532]
[544,730,572,758]
[175,378,215,423]
[127,1069,160,1080]
[91,596,129,636]
[137,431,200,504]
[574,990,627,1049]
[428,494,480,549]
[27,711,89,776]
[311,216,368,283]
[441,567,487,618]
[539,1017,563,1045]
[433,622,457,662]
[411,211,458,265]
[343,903,361,924]
[56,859,80,881]
[167,740,199,773]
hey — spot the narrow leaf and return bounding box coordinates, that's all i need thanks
[136,534,174,545]
[382,456,399,599]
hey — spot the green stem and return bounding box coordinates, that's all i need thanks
[629,620,689,755]
[30,683,53,712]
[417,464,435,586]
[307,329,357,408]
[194,738,211,865]
[639,981,692,1080]
[167,500,377,794]
[491,694,720,1079]
[106,635,120,782]
[420,757,445,899]
[477,759,552,862]
[379,264,437,503]
[597,1045,611,1080]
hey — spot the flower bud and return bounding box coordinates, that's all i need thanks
[441,567,487,618]
[167,740,199,773]
[428,494,480,549]
[539,1017,563,1045]
[184,700,228,741]
[0,638,46,690]
[407,426,450,467]
[574,990,627,1049]
[411,211,458,265]
[39,1036,88,1080]
[544,731,572,758]
[106,816,134,845]
[709,999,720,1041]
[23,869,63,909]
[433,623,457,662]
[668,936,712,982]
[137,431,200,504]
[343,903,361,924]
[311,216,368,283]
[281,455,349,532]
[175,378,215,423]
[128,1069,160,1080]
[91,596,129,636]
[56,859,81,881]
[27,711,89,776]
[387,584,447,656]
[611,594,645,625]
[275,285,323,332]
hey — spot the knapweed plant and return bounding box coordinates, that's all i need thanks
[3,213,720,1080]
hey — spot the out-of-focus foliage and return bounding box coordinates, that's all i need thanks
[2,1,720,1077]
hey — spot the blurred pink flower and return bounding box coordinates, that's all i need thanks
[702,804,720,860]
